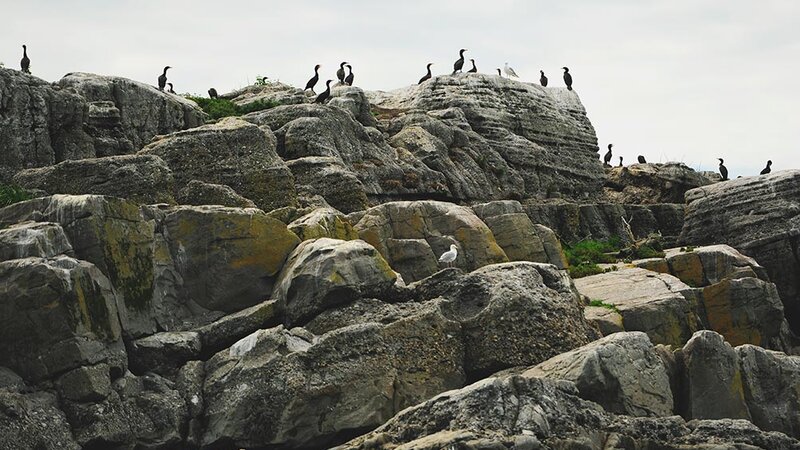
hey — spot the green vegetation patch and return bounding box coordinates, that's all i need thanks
[588,299,619,312]
[569,263,604,279]
[564,237,622,266]
[0,184,33,208]
[186,96,280,120]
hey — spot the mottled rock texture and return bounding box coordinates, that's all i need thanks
[604,162,715,204]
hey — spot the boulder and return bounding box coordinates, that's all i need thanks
[176,179,257,208]
[603,162,715,204]
[679,170,800,333]
[0,221,72,261]
[679,331,750,420]
[57,364,111,403]
[584,305,625,336]
[140,117,296,211]
[12,154,174,204]
[224,80,309,107]
[355,200,508,282]
[659,245,769,287]
[0,256,125,382]
[288,207,359,241]
[574,268,698,346]
[285,156,370,213]
[329,85,378,127]
[0,391,80,450]
[0,367,25,393]
[274,238,397,325]
[176,361,205,447]
[526,332,673,417]
[129,332,201,378]
[58,72,206,156]
[194,299,280,357]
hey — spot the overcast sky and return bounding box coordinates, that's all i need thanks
[3,1,798,176]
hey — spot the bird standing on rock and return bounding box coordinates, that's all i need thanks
[618,156,623,167]
[314,80,333,104]
[468,59,477,73]
[438,244,458,268]
[603,144,613,166]
[345,64,354,86]
[336,62,348,84]
[452,49,466,74]
[638,155,647,164]
[496,68,502,77]
[166,83,175,94]
[540,70,548,87]
[760,160,772,175]
[208,88,218,99]
[158,66,171,91]
[20,45,30,73]
[718,158,728,180]
[562,67,573,90]
[419,63,433,84]
[504,62,519,78]
[304,64,321,93]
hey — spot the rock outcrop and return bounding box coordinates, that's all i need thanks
[176,180,257,208]
[604,162,715,204]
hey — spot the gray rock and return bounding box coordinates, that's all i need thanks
[195,299,280,357]
[584,305,625,336]
[130,332,201,378]
[526,331,673,417]
[176,179,257,208]
[0,367,25,393]
[0,256,125,382]
[12,154,175,204]
[57,364,111,402]
[288,207,359,241]
[329,85,378,127]
[285,156,370,213]
[472,200,550,263]
[604,162,715,204]
[680,331,750,421]
[58,72,206,156]
[0,221,72,261]
[274,238,397,325]
[661,244,770,287]
[140,117,296,212]
[224,80,309,106]
[176,361,205,447]
[680,170,800,334]
[0,391,80,450]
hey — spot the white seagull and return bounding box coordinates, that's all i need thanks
[438,244,458,267]
[503,62,519,78]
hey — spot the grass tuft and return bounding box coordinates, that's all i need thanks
[0,184,32,208]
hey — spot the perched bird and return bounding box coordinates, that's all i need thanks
[637,155,647,164]
[603,144,613,166]
[468,59,477,73]
[504,62,519,78]
[336,62,348,84]
[718,158,728,180]
[618,156,623,167]
[760,160,772,175]
[438,244,458,267]
[345,64,354,86]
[208,88,218,99]
[562,67,573,90]
[496,68,502,77]
[314,80,333,104]
[157,66,171,91]
[166,83,175,94]
[539,70,548,87]
[452,49,467,74]
[304,64,321,93]
[418,63,433,84]
[20,44,30,73]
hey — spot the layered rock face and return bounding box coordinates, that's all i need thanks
[604,162,716,204]
[679,171,800,333]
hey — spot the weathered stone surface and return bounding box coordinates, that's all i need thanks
[159,205,300,313]
[140,117,296,211]
[176,179,257,208]
[0,367,25,393]
[329,85,378,127]
[195,299,280,357]
[737,344,800,438]
[0,221,72,261]
[288,207,359,241]
[526,332,673,417]
[13,154,175,204]
[57,364,111,403]
[0,195,157,337]
[680,331,750,421]
[224,80,309,107]
[0,256,125,382]
[355,200,508,282]
[700,277,784,347]
[574,268,698,346]
[370,75,604,201]
[176,361,205,447]
[0,68,93,182]
[284,156,370,213]
[58,72,206,156]
[604,162,715,204]
[441,262,594,378]
[130,332,201,378]
[202,309,464,449]
[0,391,80,450]
[680,171,800,334]
[274,238,397,325]
[584,305,625,336]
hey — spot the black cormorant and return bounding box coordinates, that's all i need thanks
[158,66,171,91]
[468,59,477,73]
[603,144,613,166]
[718,158,728,180]
[760,160,772,175]
[20,45,30,73]
[452,49,466,74]
[637,155,647,164]
[336,62,348,84]
[496,68,502,77]
[314,80,333,104]
[167,83,175,94]
[208,88,218,99]
[618,156,623,167]
[562,67,573,90]
[418,63,433,84]
[504,63,519,78]
[345,64,354,86]
[304,64,321,93]
[540,70,548,87]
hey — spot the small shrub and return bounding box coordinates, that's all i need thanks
[186,96,279,120]
[680,246,696,253]
[568,262,604,279]
[239,98,280,114]
[632,244,665,259]
[564,237,622,266]
[0,184,32,207]
[588,299,619,312]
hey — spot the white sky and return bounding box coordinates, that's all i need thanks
[3,0,798,176]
